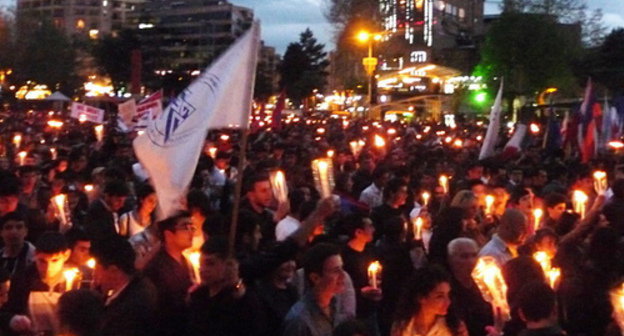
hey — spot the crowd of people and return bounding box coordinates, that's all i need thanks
[0,107,621,336]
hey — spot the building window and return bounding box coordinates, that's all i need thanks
[76,19,86,29]
[459,8,465,20]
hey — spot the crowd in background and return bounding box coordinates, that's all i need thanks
[0,108,620,336]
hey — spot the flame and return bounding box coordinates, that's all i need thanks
[86,258,96,269]
[374,135,385,148]
[471,257,510,319]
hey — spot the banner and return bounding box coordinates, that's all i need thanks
[136,90,163,129]
[479,80,504,160]
[502,123,526,158]
[133,23,260,218]
[118,98,136,127]
[70,102,105,124]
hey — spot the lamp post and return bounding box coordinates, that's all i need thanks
[357,31,381,108]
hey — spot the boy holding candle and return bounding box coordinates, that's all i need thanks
[5,232,71,335]
[341,214,382,334]
[144,211,194,336]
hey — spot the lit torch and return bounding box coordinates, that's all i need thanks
[610,283,624,332]
[413,217,423,240]
[188,252,201,284]
[421,191,430,207]
[533,208,543,232]
[94,125,104,142]
[63,268,80,292]
[485,195,495,216]
[472,257,510,330]
[311,158,334,199]
[52,194,70,231]
[572,190,588,219]
[439,175,449,194]
[269,170,289,204]
[367,261,382,289]
[593,170,608,194]
[17,151,27,166]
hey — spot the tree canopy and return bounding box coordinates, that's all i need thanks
[279,29,329,105]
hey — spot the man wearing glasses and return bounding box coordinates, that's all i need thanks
[144,211,195,336]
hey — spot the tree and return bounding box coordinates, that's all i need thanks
[279,29,329,105]
[325,0,379,90]
[13,17,78,95]
[501,0,606,46]
[580,28,624,95]
[92,29,143,92]
[475,12,579,112]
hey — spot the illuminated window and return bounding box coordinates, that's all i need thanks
[459,8,465,19]
[76,19,85,29]
[89,29,99,39]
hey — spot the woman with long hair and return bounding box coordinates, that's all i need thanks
[392,266,467,336]
[119,183,157,237]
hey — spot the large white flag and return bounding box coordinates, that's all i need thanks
[133,23,260,218]
[479,80,504,160]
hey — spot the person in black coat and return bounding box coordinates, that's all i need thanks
[91,236,157,336]
[85,180,129,241]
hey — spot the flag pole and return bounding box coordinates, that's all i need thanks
[228,128,250,255]
[228,22,260,255]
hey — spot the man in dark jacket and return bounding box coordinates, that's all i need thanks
[85,180,129,241]
[91,236,157,336]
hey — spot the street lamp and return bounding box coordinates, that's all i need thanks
[357,31,382,107]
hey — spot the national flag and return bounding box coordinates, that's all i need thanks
[479,80,504,160]
[272,91,286,131]
[502,124,526,158]
[70,102,105,124]
[133,23,260,219]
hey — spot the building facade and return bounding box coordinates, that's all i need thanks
[16,0,144,38]
[129,0,253,74]
[378,0,484,72]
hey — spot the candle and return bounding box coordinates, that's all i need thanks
[12,134,21,149]
[220,134,230,141]
[367,261,382,289]
[387,128,397,135]
[533,251,552,274]
[47,120,63,128]
[349,140,364,158]
[327,149,335,158]
[472,257,510,329]
[413,217,423,240]
[52,194,68,228]
[593,171,608,194]
[453,139,463,148]
[317,128,326,134]
[189,252,201,283]
[533,208,543,231]
[374,135,385,148]
[342,120,349,129]
[94,125,104,142]
[572,190,588,218]
[269,170,289,204]
[547,268,561,289]
[610,283,624,331]
[311,158,334,199]
[17,151,27,166]
[207,146,217,159]
[485,195,495,215]
[86,258,96,269]
[439,175,449,194]
[421,191,430,207]
[63,268,79,292]
[50,147,57,160]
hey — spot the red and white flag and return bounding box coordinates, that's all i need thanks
[133,23,260,218]
[502,124,527,158]
[70,102,105,124]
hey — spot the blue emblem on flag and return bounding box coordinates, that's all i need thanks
[164,90,196,143]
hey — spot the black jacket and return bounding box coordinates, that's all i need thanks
[100,276,157,336]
